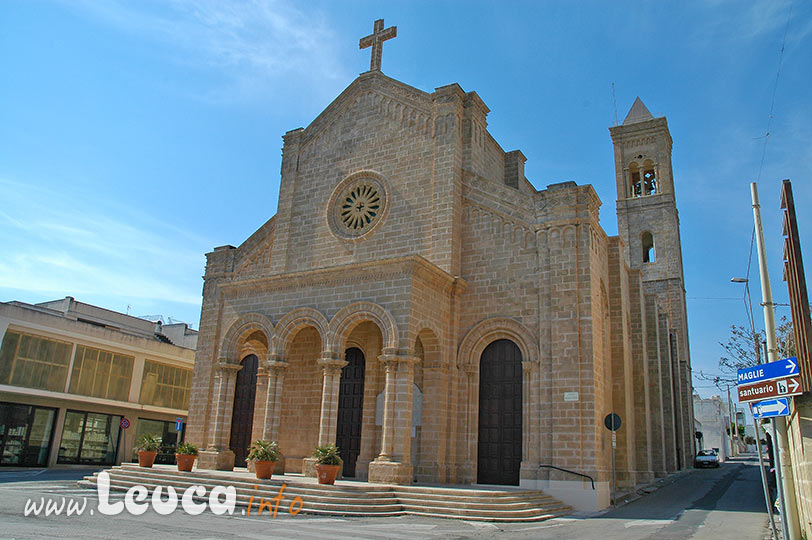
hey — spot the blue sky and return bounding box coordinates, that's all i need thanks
[1,1,810,400]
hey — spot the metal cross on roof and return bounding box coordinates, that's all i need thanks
[359,19,397,72]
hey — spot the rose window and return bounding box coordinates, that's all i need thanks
[327,172,390,242]
[341,184,381,230]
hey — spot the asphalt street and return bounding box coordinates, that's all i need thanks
[0,456,769,540]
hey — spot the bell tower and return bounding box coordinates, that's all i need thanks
[610,97,694,471]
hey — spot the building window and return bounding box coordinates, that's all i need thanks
[139,360,192,410]
[68,346,133,402]
[57,410,121,465]
[642,160,657,195]
[0,402,57,467]
[642,231,655,263]
[629,162,641,197]
[0,331,72,392]
[133,418,185,465]
[629,160,658,197]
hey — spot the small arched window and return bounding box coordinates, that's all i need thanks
[642,231,655,263]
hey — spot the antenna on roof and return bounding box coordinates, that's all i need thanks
[611,83,619,126]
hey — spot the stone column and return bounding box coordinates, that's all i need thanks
[463,363,477,483]
[368,351,419,484]
[303,352,346,477]
[198,360,242,470]
[520,360,541,484]
[262,357,288,441]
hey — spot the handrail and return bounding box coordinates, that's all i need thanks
[538,465,595,490]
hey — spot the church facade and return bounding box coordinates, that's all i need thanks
[186,20,694,511]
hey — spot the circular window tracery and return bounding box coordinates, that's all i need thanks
[341,184,381,230]
[327,171,390,242]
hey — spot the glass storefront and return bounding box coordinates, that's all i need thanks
[133,418,185,465]
[0,402,57,467]
[57,410,121,465]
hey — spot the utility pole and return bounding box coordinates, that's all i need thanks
[726,384,736,457]
[752,182,801,540]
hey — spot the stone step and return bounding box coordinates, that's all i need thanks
[80,478,403,515]
[80,465,572,522]
[83,473,398,501]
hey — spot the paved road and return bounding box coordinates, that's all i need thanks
[0,456,769,540]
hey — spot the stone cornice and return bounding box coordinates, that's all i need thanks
[217,255,463,296]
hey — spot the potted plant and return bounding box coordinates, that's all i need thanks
[246,440,280,479]
[175,441,198,472]
[313,444,342,485]
[135,433,161,468]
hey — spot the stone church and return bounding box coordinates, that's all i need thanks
[187,20,694,510]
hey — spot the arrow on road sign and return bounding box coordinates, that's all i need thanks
[737,357,799,385]
[752,398,790,419]
[738,375,803,402]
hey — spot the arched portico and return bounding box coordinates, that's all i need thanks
[198,313,274,471]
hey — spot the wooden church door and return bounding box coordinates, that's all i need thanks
[229,354,258,466]
[336,347,365,477]
[477,339,523,485]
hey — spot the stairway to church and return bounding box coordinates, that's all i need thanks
[78,464,571,522]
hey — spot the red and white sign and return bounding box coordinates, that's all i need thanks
[738,376,802,403]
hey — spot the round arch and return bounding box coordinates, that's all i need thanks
[274,307,329,357]
[457,317,538,368]
[220,313,275,364]
[328,301,399,353]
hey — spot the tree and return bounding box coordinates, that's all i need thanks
[719,316,795,375]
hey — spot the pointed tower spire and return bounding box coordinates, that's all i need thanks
[623,97,654,125]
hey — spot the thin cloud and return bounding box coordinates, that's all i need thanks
[65,0,350,104]
[0,177,207,307]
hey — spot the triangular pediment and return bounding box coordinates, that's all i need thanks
[299,71,433,153]
[233,216,275,280]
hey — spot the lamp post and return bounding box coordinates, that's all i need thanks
[731,275,778,540]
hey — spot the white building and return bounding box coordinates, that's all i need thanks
[693,392,732,461]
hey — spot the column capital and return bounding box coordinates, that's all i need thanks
[317,353,347,374]
[268,360,289,374]
[377,353,420,365]
[215,359,243,373]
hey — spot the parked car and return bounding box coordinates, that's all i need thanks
[695,449,720,468]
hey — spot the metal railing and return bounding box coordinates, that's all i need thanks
[538,465,595,490]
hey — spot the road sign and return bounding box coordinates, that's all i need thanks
[604,413,622,431]
[175,417,184,431]
[737,357,798,385]
[120,417,130,430]
[752,398,791,419]
[738,375,802,402]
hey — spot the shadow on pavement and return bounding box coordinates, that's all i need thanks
[593,458,769,520]
[0,468,101,484]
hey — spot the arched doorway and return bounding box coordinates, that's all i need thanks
[229,354,258,466]
[336,347,365,477]
[477,339,522,485]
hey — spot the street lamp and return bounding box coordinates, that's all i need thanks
[731,277,762,365]
[732,275,779,538]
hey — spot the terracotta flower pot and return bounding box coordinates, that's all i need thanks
[138,450,157,468]
[254,460,275,480]
[176,453,196,472]
[316,464,340,485]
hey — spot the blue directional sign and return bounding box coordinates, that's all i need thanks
[752,397,791,419]
[175,417,184,432]
[737,357,798,385]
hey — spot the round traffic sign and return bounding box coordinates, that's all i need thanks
[120,417,130,430]
[604,413,622,431]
